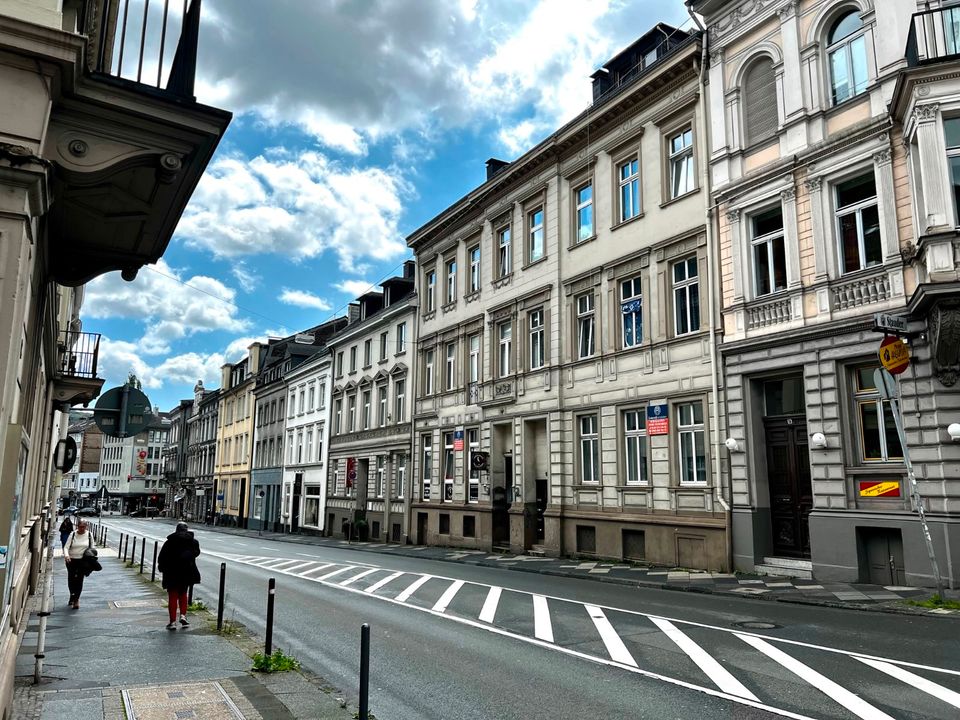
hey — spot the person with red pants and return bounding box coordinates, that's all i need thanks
[157,521,201,630]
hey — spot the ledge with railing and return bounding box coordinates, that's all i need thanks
[58,331,101,380]
[831,269,891,312]
[746,295,794,331]
[906,8,960,66]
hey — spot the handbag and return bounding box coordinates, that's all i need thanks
[82,533,98,560]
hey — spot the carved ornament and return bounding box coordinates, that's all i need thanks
[929,301,960,387]
[914,103,940,123]
[778,1,798,20]
[872,148,892,166]
[804,176,822,192]
[725,209,741,224]
[780,186,797,202]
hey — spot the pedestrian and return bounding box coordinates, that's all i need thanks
[157,521,201,631]
[63,519,98,608]
[58,515,73,548]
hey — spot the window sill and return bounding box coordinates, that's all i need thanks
[522,256,548,271]
[441,302,457,314]
[492,273,512,290]
[377,358,389,366]
[568,234,597,251]
[611,213,644,232]
[423,310,436,322]
[362,365,372,371]
[659,187,700,209]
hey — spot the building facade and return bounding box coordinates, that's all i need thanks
[61,417,102,507]
[185,382,219,523]
[327,264,417,543]
[407,27,732,568]
[163,400,193,515]
[99,415,170,514]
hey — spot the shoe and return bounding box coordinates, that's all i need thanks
[166,622,177,630]
[72,601,79,609]
[179,617,189,626]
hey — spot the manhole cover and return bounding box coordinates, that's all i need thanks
[733,620,781,630]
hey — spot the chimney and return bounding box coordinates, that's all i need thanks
[403,260,415,279]
[347,302,361,324]
[485,158,510,181]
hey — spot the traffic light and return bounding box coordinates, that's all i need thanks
[471,451,490,472]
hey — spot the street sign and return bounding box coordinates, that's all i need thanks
[873,368,898,400]
[878,336,910,375]
[647,403,669,435]
[471,451,490,472]
[93,385,153,438]
[859,480,901,498]
[54,437,78,472]
[874,313,908,334]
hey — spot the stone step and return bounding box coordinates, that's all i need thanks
[762,556,813,570]
[755,561,813,580]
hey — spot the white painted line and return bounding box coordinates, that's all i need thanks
[315,566,357,582]
[585,605,637,668]
[245,558,279,567]
[479,587,502,624]
[532,595,554,643]
[739,634,895,720]
[396,575,432,603]
[296,552,321,558]
[651,617,757,701]
[340,568,378,586]
[857,657,960,709]
[269,559,303,570]
[365,572,405,595]
[282,562,316,574]
[298,563,333,577]
[432,580,465,613]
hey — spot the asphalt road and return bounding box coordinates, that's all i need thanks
[102,517,960,720]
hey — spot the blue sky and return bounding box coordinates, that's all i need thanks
[82,0,690,411]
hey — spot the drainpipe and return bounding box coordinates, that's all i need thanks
[687,3,734,573]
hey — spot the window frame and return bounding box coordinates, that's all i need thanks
[394,378,406,422]
[667,125,695,200]
[442,432,455,502]
[574,181,594,243]
[445,341,457,391]
[425,349,435,395]
[672,255,701,337]
[576,292,596,360]
[498,320,513,378]
[834,172,881,274]
[421,434,432,500]
[677,401,707,485]
[620,275,643,349]
[826,9,869,107]
[529,308,545,370]
[617,155,641,223]
[468,244,481,293]
[467,427,480,503]
[379,331,388,361]
[377,384,387,427]
[468,333,481,384]
[426,270,436,313]
[396,322,406,354]
[750,206,788,297]
[578,414,600,484]
[445,257,457,305]
[852,366,904,463]
[497,225,512,278]
[527,205,545,264]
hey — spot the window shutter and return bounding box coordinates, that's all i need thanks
[744,59,778,146]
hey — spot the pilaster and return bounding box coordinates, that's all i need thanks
[872,147,900,262]
[781,186,801,288]
[913,103,951,231]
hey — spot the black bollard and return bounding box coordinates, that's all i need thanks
[216,563,226,632]
[188,584,194,605]
[122,535,129,562]
[151,541,158,582]
[139,537,145,573]
[359,623,370,719]
[265,577,276,656]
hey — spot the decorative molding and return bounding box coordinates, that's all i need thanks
[464,290,482,305]
[778,0,798,20]
[930,301,960,387]
[804,176,822,193]
[725,208,742,224]
[780,186,797,202]
[872,148,892,166]
[914,103,940,123]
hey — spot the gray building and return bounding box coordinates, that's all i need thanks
[163,399,193,515]
[185,382,219,523]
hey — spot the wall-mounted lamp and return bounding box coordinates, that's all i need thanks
[810,432,828,450]
[724,437,742,452]
[947,423,960,442]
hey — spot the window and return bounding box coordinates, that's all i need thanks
[350,347,357,373]
[446,258,457,304]
[528,207,544,263]
[576,293,595,359]
[469,245,481,293]
[827,10,867,105]
[620,276,643,348]
[316,384,325,409]
[529,308,544,370]
[579,415,600,483]
[364,339,372,367]
[421,434,432,500]
[395,453,406,498]
[497,226,512,277]
[751,207,787,296]
[296,430,304,464]
[445,342,457,391]
[575,182,593,242]
[306,428,314,462]
[347,395,356,431]
[669,127,694,199]
[379,331,388,361]
[498,320,512,377]
[425,349,435,394]
[443,433,455,501]
[854,367,903,462]
[743,58,778,146]
[467,428,480,502]
[334,399,342,434]
[394,379,406,422]
[948,5,960,55]
[316,426,323,462]
[673,256,700,336]
[426,270,436,312]
[396,322,406,354]
[836,173,881,273]
[678,402,706,484]
[362,390,371,430]
[376,456,385,498]
[377,385,387,426]
[619,158,640,222]
[468,334,480,384]
[336,352,343,376]
[308,384,315,412]
[947,117,960,225]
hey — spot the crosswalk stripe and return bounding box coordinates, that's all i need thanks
[651,617,757,701]
[532,595,554,643]
[340,568,378,586]
[270,559,302,570]
[479,587,502,624]
[365,571,405,594]
[299,563,334,577]
[857,657,960,709]
[316,566,357,581]
[432,580,465,613]
[739,634,895,720]
[585,605,637,668]
[282,562,316,574]
[259,559,297,569]
[396,575,432,602]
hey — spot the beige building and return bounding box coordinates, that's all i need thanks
[407,26,731,569]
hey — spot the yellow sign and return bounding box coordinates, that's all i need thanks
[879,337,910,374]
[859,481,900,498]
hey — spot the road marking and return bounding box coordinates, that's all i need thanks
[584,605,637,668]
[432,580,465,613]
[340,568,378,586]
[296,552,321,558]
[651,617,757,701]
[299,563,334,577]
[365,571,404,594]
[738,634,895,720]
[268,559,303,570]
[283,562,316,574]
[532,595,553,643]
[396,575,432,603]
[479,587,501,624]
[315,566,357,582]
[857,657,960,709]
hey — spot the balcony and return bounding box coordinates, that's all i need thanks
[906,8,960,66]
[53,331,105,406]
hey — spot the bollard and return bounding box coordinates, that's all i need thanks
[151,541,158,582]
[265,577,276,656]
[188,584,194,605]
[119,533,124,558]
[216,563,226,632]
[359,623,370,720]
[122,535,129,563]
[139,537,145,574]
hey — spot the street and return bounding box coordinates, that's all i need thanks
[103,518,960,720]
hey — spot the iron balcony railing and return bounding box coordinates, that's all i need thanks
[80,0,202,99]
[906,8,960,67]
[59,331,101,380]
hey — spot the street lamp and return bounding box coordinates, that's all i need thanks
[947,423,960,442]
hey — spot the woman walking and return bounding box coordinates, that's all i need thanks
[58,515,73,548]
[157,522,201,630]
[63,519,95,608]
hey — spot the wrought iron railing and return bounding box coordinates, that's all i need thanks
[59,331,101,379]
[80,0,201,99]
[906,8,960,66]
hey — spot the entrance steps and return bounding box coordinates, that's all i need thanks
[755,556,813,579]
[526,545,547,557]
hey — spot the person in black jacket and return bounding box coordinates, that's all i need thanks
[157,522,201,630]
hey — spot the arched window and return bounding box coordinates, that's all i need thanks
[743,58,778,146]
[827,9,867,105]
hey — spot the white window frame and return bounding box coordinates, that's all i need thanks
[349,347,357,373]
[376,456,385,498]
[668,127,694,199]
[673,256,700,336]
[421,434,432,500]
[363,339,372,367]
[425,350,435,395]
[620,276,642,349]
[576,293,595,360]
[377,385,387,427]
[618,157,640,222]
[334,399,342,435]
[396,322,406,354]
[362,390,371,430]
[834,173,881,274]
[853,367,904,463]
[677,401,706,485]
[469,244,481,293]
[467,428,480,503]
[575,182,593,243]
[394,379,406,422]
[395,453,406,499]
[750,207,787,297]
[826,11,868,106]
[426,271,436,312]
[446,258,457,305]
[579,415,600,484]
[445,342,456,391]
[379,331,388,361]
[498,320,512,377]
[347,395,356,432]
[497,225,512,277]
[528,207,544,263]
[468,334,480,384]
[529,308,544,370]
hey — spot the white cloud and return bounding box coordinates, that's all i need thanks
[231,261,259,293]
[335,279,377,298]
[279,288,332,311]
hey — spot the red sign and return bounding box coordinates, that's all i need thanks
[858,480,901,498]
[879,335,910,375]
[346,457,356,488]
[453,429,464,451]
[647,404,669,436]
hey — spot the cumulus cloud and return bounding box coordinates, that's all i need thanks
[334,279,377,298]
[279,288,332,311]
[231,261,259,293]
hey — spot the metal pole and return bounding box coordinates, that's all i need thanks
[188,583,194,605]
[216,562,226,632]
[151,541,158,582]
[359,623,370,720]
[33,526,55,684]
[122,534,129,562]
[265,577,275,656]
[139,537,145,573]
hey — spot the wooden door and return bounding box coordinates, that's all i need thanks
[764,418,812,558]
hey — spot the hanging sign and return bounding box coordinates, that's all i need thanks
[647,402,669,435]
[879,336,910,375]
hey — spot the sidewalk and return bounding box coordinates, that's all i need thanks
[158,519,959,616]
[13,543,356,719]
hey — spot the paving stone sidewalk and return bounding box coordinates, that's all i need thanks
[13,542,357,720]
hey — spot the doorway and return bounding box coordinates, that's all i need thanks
[535,479,547,541]
[417,512,428,544]
[491,454,513,548]
[764,417,812,558]
[859,528,905,585]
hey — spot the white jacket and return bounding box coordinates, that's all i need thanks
[64,530,92,561]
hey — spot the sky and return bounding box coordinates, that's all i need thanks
[82,0,691,411]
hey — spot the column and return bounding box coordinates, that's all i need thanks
[726,209,744,301]
[778,1,803,121]
[781,187,801,288]
[708,44,727,157]
[805,175,831,280]
[913,103,951,231]
[872,147,900,262]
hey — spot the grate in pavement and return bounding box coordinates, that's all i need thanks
[733,621,781,630]
[122,681,245,720]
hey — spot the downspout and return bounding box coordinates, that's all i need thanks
[687,4,733,572]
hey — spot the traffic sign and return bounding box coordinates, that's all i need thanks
[54,437,78,472]
[874,313,908,335]
[873,368,898,400]
[93,384,153,438]
[878,336,910,375]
